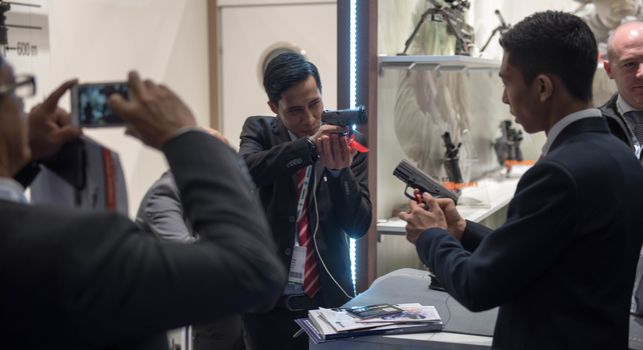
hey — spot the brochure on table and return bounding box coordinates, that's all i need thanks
[297,303,444,343]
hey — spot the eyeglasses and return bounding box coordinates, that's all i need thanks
[0,74,36,98]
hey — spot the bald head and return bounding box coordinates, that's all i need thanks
[607,21,643,60]
[605,21,643,109]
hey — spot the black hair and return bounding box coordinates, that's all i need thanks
[263,52,322,105]
[499,11,597,102]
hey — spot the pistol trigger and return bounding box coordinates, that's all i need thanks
[413,189,423,204]
[403,185,414,200]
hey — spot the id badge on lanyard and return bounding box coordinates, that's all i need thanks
[287,165,312,285]
[288,246,307,285]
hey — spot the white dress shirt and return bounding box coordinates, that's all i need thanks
[541,108,603,156]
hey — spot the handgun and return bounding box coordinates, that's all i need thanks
[393,159,459,204]
[321,105,367,128]
[321,106,369,153]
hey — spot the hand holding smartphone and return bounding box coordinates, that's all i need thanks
[71,82,129,127]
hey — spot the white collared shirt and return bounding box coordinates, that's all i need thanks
[0,177,28,203]
[541,108,603,156]
[616,94,638,115]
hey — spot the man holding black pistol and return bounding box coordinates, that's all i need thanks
[400,11,643,350]
[239,52,372,350]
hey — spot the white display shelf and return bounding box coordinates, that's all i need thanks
[377,166,530,236]
[378,55,500,74]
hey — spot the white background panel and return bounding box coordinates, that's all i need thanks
[219,1,337,147]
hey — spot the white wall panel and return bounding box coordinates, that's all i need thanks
[219,0,334,6]
[219,1,337,147]
[45,0,209,217]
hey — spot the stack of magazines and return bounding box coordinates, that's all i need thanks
[295,303,444,344]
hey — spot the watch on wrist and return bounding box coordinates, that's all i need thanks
[306,138,320,161]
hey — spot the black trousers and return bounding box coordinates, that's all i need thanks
[243,293,324,350]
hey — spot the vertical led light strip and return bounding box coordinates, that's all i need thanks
[348,0,358,296]
[349,0,357,108]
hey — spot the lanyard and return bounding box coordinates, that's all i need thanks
[294,165,312,247]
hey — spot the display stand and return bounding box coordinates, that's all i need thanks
[379,55,499,75]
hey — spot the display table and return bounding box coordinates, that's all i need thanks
[310,269,494,350]
[310,268,643,350]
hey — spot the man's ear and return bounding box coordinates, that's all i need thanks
[268,101,278,115]
[603,60,614,78]
[535,74,554,102]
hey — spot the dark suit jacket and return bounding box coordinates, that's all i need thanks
[416,117,643,350]
[600,93,643,163]
[0,131,286,350]
[239,116,372,307]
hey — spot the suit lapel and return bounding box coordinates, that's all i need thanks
[272,117,308,194]
[272,116,326,202]
[271,116,291,144]
[313,161,325,193]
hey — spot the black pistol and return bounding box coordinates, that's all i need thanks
[393,159,459,204]
[321,106,369,153]
[321,105,368,130]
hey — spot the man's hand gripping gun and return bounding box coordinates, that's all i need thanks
[321,105,369,153]
[393,159,459,205]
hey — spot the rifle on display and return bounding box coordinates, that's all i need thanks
[442,131,463,184]
[400,0,474,56]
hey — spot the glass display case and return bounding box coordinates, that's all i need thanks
[375,55,543,276]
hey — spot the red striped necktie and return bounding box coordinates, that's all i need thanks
[296,167,320,298]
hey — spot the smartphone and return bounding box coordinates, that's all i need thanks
[344,304,404,319]
[71,82,129,127]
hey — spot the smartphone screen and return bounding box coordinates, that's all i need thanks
[344,304,404,319]
[71,82,128,127]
